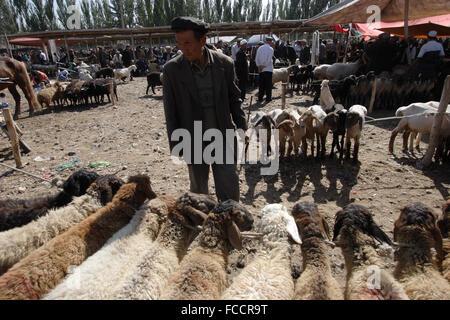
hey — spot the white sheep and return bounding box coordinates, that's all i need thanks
[333,204,409,300]
[326,60,363,80]
[114,65,137,82]
[389,111,450,154]
[221,204,301,300]
[113,193,216,300]
[277,119,306,157]
[292,202,344,300]
[160,200,254,300]
[345,104,367,162]
[272,66,295,85]
[300,105,327,157]
[43,196,174,300]
[313,64,330,80]
[78,69,93,80]
[0,175,123,276]
[393,203,450,300]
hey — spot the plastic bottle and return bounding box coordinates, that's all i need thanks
[88,161,111,168]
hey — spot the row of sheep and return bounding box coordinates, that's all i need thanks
[36,79,118,111]
[0,169,448,300]
[248,104,367,162]
[73,63,136,83]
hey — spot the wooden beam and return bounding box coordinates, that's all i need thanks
[368,77,378,114]
[3,107,23,168]
[404,0,411,64]
[421,75,450,168]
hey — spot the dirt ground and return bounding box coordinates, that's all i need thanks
[1,76,449,293]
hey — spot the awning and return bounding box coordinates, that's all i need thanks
[8,37,80,47]
[246,34,280,46]
[308,0,450,25]
[379,22,450,38]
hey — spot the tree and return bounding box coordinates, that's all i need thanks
[0,0,20,33]
[135,0,148,26]
[56,0,76,29]
[270,0,277,21]
[152,0,165,26]
[222,0,232,22]
[80,0,93,29]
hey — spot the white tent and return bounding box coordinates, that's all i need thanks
[206,36,237,44]
[246,34,280,46]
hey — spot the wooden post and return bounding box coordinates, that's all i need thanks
[368,77,378,114]
[4,33,13,58]
[281,82,287,110]
[94,37,98,49]
[131,33,136,61]
[149,34,153,60]
[109,81,116,106]
[64,36,69,58]
[421,75,450,168]
[404,0,411,65]
[3,107,23,168]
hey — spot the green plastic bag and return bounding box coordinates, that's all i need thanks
[56,157,81,171]
[88,161,111,168]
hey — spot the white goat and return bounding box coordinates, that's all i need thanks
[221,204,301,300]
[313,64,330,80]
[326,60,363,80]
[345,105,367,162]
[114,65,137,82]
[320,79,336,112]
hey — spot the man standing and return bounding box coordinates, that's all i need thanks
[122,45,133,67]
[235,39,248,101]
[255,37,274,103]
[415,30,445,79]
[231,38,242,61]
[163,17,247,202]
[216,40,223,54]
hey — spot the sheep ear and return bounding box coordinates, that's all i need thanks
[321,217,332,241]
[227,221,243,250]
[370,224,393,246]
[285,215,302,244]
[183,206,209,226]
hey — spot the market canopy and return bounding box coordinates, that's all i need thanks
[308,0,450,25]
[379,22,450,38]
[8,37,79,47]
[246,34,280,46]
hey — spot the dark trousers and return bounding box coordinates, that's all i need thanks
[187,163,240,202]
[258,71,273,101]
[238,76,247,101]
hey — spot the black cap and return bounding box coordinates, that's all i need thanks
[171,16,209,35]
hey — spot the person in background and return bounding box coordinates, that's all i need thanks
[255,37,274,103]
[39,50,47,64]
[299,39,311,65]
[30,70,49,87]
[319,40,327,64]
[294,40,302,58]
[162,46,173,64]
[235,39,249,101]
[415,30,445,79]
[231,38,242,61]
[122,45,133,67]
[112,51,123,68]
[216,40,223,54]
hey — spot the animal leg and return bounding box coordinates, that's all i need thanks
[415,133,422,152]
[353,137,360,163]
[146,85,150,95]
[345,135,351,160]
[402,130,410,152]
[8,85,21,120]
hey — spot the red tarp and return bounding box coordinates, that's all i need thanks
[9,37,80,47]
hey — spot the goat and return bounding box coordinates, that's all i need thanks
[160,200,253,300]
[114,65,137,82]
[345,105,366,162]
[324,109,347,159]
[393,203,450,299]
[313,64,330,80]
[95,67,114,79]
[0,175,156,300]
[36,81,64,111]
[0,169,99,232]
[326,60,363,81]
[146,72,162,95]
[221,204,301,300]
[114,192,217,300]
[245,111,277,160]
[320,80,336,112]
[292,202,343,300]
[333,204,409,300]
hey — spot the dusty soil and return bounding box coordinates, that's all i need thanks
[1,76,448,294]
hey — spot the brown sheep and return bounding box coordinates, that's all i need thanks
[438,200,450,283]
[37,82,64,111]
[393,203,450,299]
[0,175,156,300]
[333,204,409,300]
[292,202,344,300]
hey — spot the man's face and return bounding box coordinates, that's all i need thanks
[175,30,205,62]
[241,44,248,51]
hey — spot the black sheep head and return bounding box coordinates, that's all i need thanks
[87,174,125,205]
[292,201,331,241]
[62,169,100,197]
[169,192,217,230]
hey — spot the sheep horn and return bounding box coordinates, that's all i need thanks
[227,221,243,250]
[182,206,209,226]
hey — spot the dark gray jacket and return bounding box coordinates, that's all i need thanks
[162,48,247,153]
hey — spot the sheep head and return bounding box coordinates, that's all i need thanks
[438,200,450,238]
[113,175,156,208]
[87,174,125,205]
[333,204,393,247]
[345,112,362,130]
[323,112,338,132]
[259,204,301,245]
[168,192,217,230]
[202,200,253,250]
[292,201,330,242]
[394,203,443,265]
[62,169,100,197]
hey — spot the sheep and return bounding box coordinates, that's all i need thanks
[393,102,450,153]
[277,118,306,157]
[44,195,176,300]
[291,202,343,300]
[92,78,118,104]
[345,105,367,162]
[114,65,137,82]
[113,192,217,300]
[78,69,93,81]
[0,174,124,276]
[95,67,114,79]
[245,111,277,160]
[160,199,254,300]
[333,204,409,300]
[324,108,347,159]
[0,175,156,300]
[0,169,99,232]
[313,64,330,80]
[291,65,314,93]
[300,105,327,158]
[325,60,363,81]
[320,80,336,112]
[393,203,450,300]
[221,204,301,300]
[438,200,450,283]
[64,80,85,106]
[146,72,162,95]
[388,112,450,154]
[36,81,64,111]
[272,66,295,85]
[267,108,283,124]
